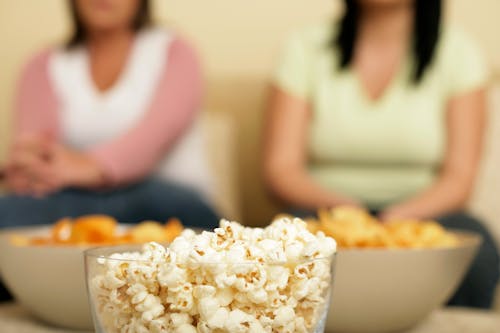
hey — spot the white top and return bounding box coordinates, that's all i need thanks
[48,28,215,203]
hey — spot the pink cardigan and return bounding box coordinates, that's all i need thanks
[14,37,202,185]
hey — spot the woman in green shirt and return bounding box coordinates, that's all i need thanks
[264,0,499,308]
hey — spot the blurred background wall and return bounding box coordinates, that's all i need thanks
[0,0,499,225]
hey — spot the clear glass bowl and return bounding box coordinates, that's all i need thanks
[85,244,335,333]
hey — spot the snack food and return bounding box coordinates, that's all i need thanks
[12,215,183,246]
[88,218,336,333]
[304,207,458,249]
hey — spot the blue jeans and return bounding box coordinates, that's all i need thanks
[0,179,219,229]
[289,209,500,309]
[438,213,500,309]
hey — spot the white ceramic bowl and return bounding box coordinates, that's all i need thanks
[326,231,481,333]
[0,225,96,330]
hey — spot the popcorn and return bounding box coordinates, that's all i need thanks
[193,285,216,299]
[198,297,219,321]
[215,287,234,307]
[225,309,253,332]
[274,306,295,327]
[247,288,267,304]
[171,313,192,327]
[89,218,336,332]
[207,307,229,329]
[176,323,198,333]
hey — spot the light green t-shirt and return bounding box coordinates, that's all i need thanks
[274,22,488,208]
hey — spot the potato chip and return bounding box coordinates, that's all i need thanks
[70,215,118,244]
[52,218,72,244]
[305,219,321,234]
[128,221,168,243]
[163,218,183,242]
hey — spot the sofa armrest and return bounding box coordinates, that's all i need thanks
[202,111,242,221]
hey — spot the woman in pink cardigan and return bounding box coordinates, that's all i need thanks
[1,0,218,229]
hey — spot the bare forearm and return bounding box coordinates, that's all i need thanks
[383,175,471,219]
[264,86,360,210]
[70,154,107,188]
[266,168,359,210]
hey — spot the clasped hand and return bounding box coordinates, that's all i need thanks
[4,134,103,197]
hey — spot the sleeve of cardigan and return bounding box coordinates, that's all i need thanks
[14,49,60,140]
[88,37,203,184]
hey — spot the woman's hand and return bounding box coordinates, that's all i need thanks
[34,143,105,191]
[5,134,54,196]
[5,136,105,196]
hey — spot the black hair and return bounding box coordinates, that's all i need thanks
[334,0,442,84]
[66,0,152,49]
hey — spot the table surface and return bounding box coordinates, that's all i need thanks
[1,303,499,333]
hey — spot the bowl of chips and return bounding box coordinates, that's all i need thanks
[0,215,183,330]
[305,207,481,333]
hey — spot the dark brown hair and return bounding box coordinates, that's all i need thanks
[334,0,442,84]
[66,0,152,48]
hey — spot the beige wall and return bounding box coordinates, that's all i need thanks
[0,0,499,224]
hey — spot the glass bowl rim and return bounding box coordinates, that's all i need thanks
[84,244,336,266]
